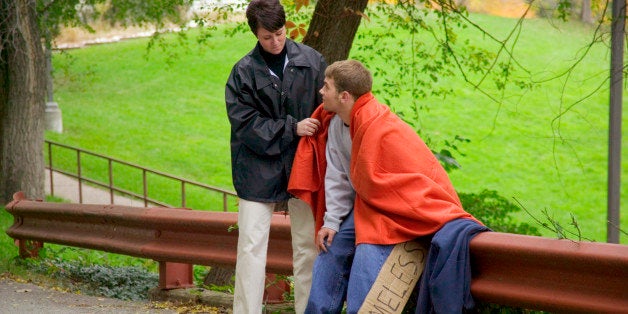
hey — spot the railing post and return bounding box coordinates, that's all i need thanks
[108,159,114,204]
[264,273,291,304]
[77,150,83,203]
[47,141,54,197]
[158,261,195,290]
[16,239,44,258]
[156,206,195,289]
[142,169,148,207]
[11,193,44,258]
[181,181,186,208]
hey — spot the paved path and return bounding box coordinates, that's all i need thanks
[0,276,177,314]
[45,171,147,206]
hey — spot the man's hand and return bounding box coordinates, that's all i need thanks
[316,227,337,253]
[296,118,321,137]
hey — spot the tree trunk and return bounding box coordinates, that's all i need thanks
[203,266,235,287]
[303,0,369,64]
[581,0,594,24]
[0,0,46,204]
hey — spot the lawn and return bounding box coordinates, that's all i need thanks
[44,11,627,244]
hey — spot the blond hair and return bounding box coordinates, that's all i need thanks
[325,60,372,100]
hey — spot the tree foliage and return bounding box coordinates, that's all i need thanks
[0,0,192,204]
[37,0,193,45]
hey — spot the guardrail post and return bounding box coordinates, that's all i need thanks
[159,261,195,289]
[157,207,196,290]
[8,193,44,258]
[16,239,43,258]
[264,273,291,304]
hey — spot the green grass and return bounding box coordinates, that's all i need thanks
[43,13,627,244]
[395,14,626,243]
[1,207,19,273]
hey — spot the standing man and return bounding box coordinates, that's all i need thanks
[289,60,488,313]
[225,0,327,313]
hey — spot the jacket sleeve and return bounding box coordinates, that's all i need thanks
[226,65,297,157]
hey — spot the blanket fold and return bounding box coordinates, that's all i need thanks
[289,92,479,245]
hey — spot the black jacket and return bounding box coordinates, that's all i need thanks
[225,39,326,202]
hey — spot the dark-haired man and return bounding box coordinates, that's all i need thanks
[225,0,327,312]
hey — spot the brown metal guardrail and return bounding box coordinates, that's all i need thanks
[469,232,628,313]
[5,192,292,292]
[5,193,628,313]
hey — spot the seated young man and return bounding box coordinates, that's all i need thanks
[289,60,489,313]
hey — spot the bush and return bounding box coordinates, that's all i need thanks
[21,252,158,301]
[459,189,541,236]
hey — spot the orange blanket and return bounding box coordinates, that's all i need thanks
[289,92,479,245]
[288,106,334,234]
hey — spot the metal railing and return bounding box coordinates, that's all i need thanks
[45,140,237,211]
[6,193,628,313]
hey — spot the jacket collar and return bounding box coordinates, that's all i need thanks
[284,39,312,67]
[250,39,312,91]
[251,39,310,71]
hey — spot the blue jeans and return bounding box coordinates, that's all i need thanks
[346,243,395,314]
[305,210,356,314]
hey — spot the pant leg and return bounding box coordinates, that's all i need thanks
[233,199,274,314]
[305,210,356,314]
[347,242,426,314]
[346,243,394,314]
[288,198,317,314]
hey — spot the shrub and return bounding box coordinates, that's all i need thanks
[21,251,158,301]
[459,189,541,236]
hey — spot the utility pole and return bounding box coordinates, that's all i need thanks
[607,0,624,243]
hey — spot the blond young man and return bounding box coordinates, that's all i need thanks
[290,60,488,313]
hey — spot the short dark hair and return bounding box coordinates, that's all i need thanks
[246,0,286,35]
[325,60,372,100]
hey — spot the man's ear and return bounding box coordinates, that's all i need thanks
[340,91,352,103]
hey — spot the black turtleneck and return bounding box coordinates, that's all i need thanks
[260,44,287,81]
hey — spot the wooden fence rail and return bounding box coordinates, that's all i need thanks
[5,192,628,313]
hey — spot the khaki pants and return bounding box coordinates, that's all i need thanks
[233,198,316,314]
